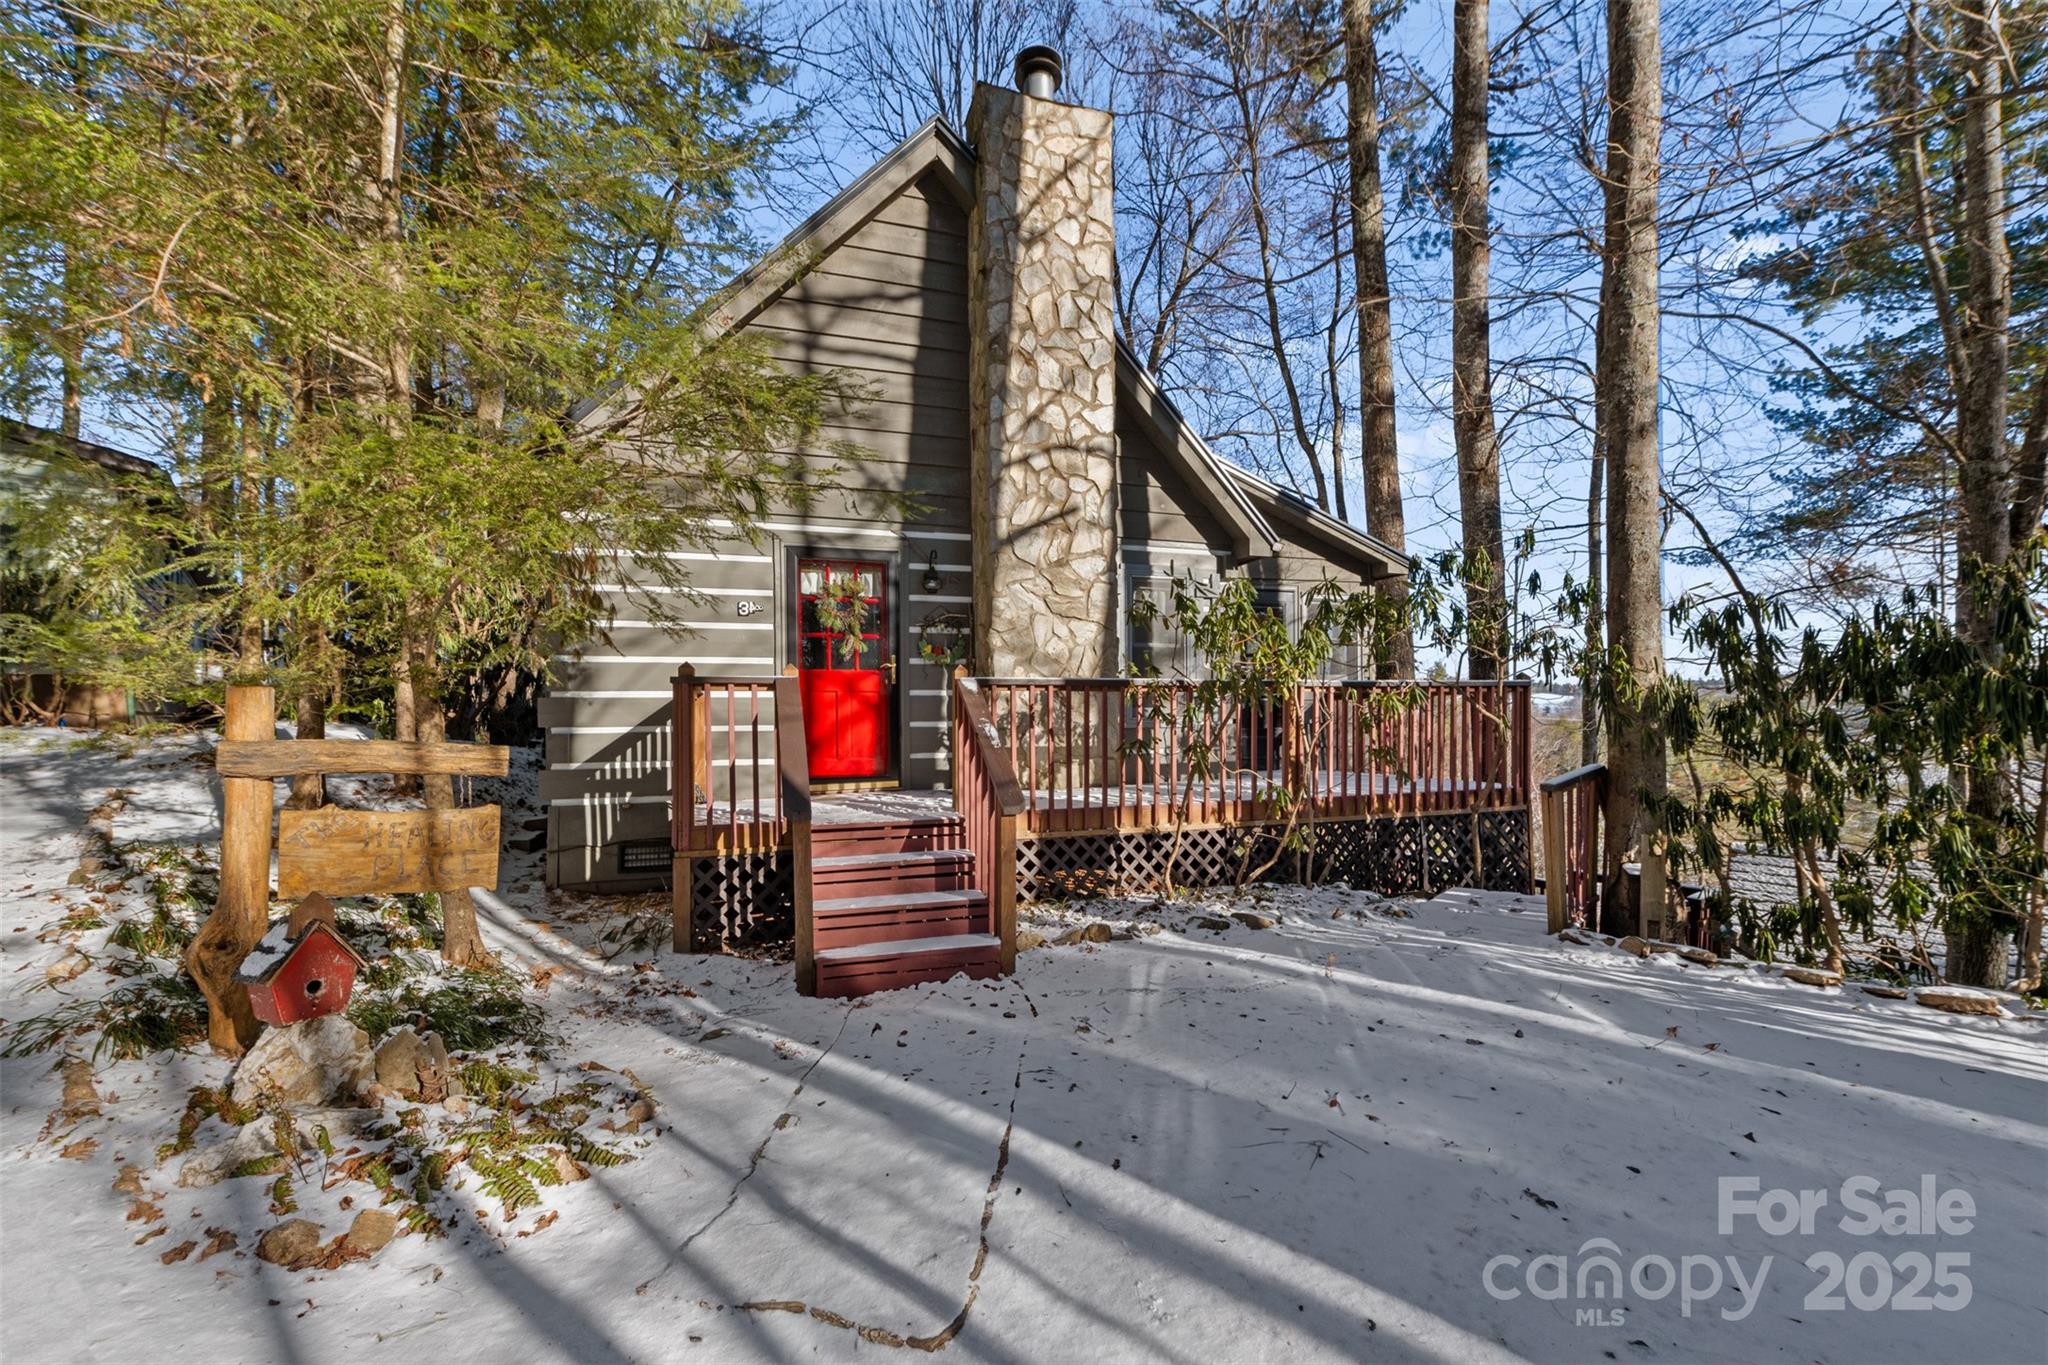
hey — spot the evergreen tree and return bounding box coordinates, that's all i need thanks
[2,0,860,963]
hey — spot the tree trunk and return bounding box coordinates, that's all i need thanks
[1450,0,1507,680]
[235,398,265,674]
[1583,434,1605,767]
[1597,0,1666,934]
[287,626,328,810]
[1341,0,1414,678]
[1946,0,2015,987]
[377,0,424,795]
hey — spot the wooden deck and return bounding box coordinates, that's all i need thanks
[672,671,1538,997]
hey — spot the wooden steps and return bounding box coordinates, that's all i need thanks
[807,815,998,997]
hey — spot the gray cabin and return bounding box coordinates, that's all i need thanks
[542,63,1409,894]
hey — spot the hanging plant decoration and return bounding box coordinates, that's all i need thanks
[813,572,872,663]
[917,610,971,670]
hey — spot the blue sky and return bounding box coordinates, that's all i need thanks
[30,1,1907,680]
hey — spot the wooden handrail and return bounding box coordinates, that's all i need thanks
[1541,762,1606,934]
[776,667,816,994]
[952,678,1026,815]
[952,672,1025,974]
[771,670,812,824]
[1541,762,1609,793]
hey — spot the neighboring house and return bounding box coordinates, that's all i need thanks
[0,418,161,501]
[0,420,174,725]
[1711,846,2022,981]
[543,61,1409,892]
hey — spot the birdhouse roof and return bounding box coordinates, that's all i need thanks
[235,916,367,985]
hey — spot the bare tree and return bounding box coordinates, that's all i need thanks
[1111,3,1353,515]
[1597,0,1666,932]
[813,0,1084,154]
[1946,0,2020,986]
[1341,0,1414,675]
[1450,0,1508,679]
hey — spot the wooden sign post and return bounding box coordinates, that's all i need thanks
[186,685,277,1053]
[187,684,511,1055]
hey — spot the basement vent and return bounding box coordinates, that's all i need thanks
[617,839,671,875]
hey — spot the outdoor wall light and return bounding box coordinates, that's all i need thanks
[922,551,944,594]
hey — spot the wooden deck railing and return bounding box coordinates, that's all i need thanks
[671,665,812,958]
[973,678,1533,836]
[951,672,1025,974]
[670,664,803,856]
[1540,763,1605,933]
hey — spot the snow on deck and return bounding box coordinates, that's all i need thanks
[724,773,1516,827]
[3,727,2045,1364]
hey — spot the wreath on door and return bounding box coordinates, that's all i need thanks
[917,610,972,669]
[813,572,872,662]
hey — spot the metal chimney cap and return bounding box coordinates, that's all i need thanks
[1014,45,1063,99]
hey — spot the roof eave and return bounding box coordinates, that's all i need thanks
[1226,469,1413,581]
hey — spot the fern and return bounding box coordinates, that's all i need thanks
[457,1059,536,1105]
[268,1174,296,1213]
[400,1203,445,1239]
[157,1087,220,1162]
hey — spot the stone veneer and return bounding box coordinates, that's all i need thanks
[966,83,1118,678]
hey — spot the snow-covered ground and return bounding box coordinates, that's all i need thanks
[3,726,2045,1364]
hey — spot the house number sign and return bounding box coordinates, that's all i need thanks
[736,600,760,616]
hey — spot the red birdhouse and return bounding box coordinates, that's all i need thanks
[238,893,368,1027]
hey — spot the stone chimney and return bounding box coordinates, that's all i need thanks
[967,49,1118,678]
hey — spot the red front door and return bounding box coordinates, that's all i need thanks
[796,558,892,780]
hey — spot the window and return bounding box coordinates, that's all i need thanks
[1126,575,1189,676]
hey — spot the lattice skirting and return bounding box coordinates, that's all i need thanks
[1018,809,1531,904]
[679,811,1532,942]
[687,851,793,951]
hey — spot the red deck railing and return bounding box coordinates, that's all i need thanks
[972,678,1533,836]
[670,665,808,856]
[1540,762,1605,932]
[669,665,813,960]
[950,673,1025,974]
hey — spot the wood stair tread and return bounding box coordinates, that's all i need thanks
[813,849,973,871]
[813,888,987,913]
[814,932,1000,963]
[815,815,963,832]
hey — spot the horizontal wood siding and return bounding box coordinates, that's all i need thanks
[1116,395,1235,550]
[545,172,972,888]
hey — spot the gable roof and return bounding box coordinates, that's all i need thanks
[1227,467,1410,581]
[708,118,975,340]
[698,118,1412,575]
[1,419,162,479]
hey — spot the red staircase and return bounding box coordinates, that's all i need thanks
[808,816,1002,998]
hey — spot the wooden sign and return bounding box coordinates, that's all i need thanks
[277,805,501,898]
[215,738,509,779]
